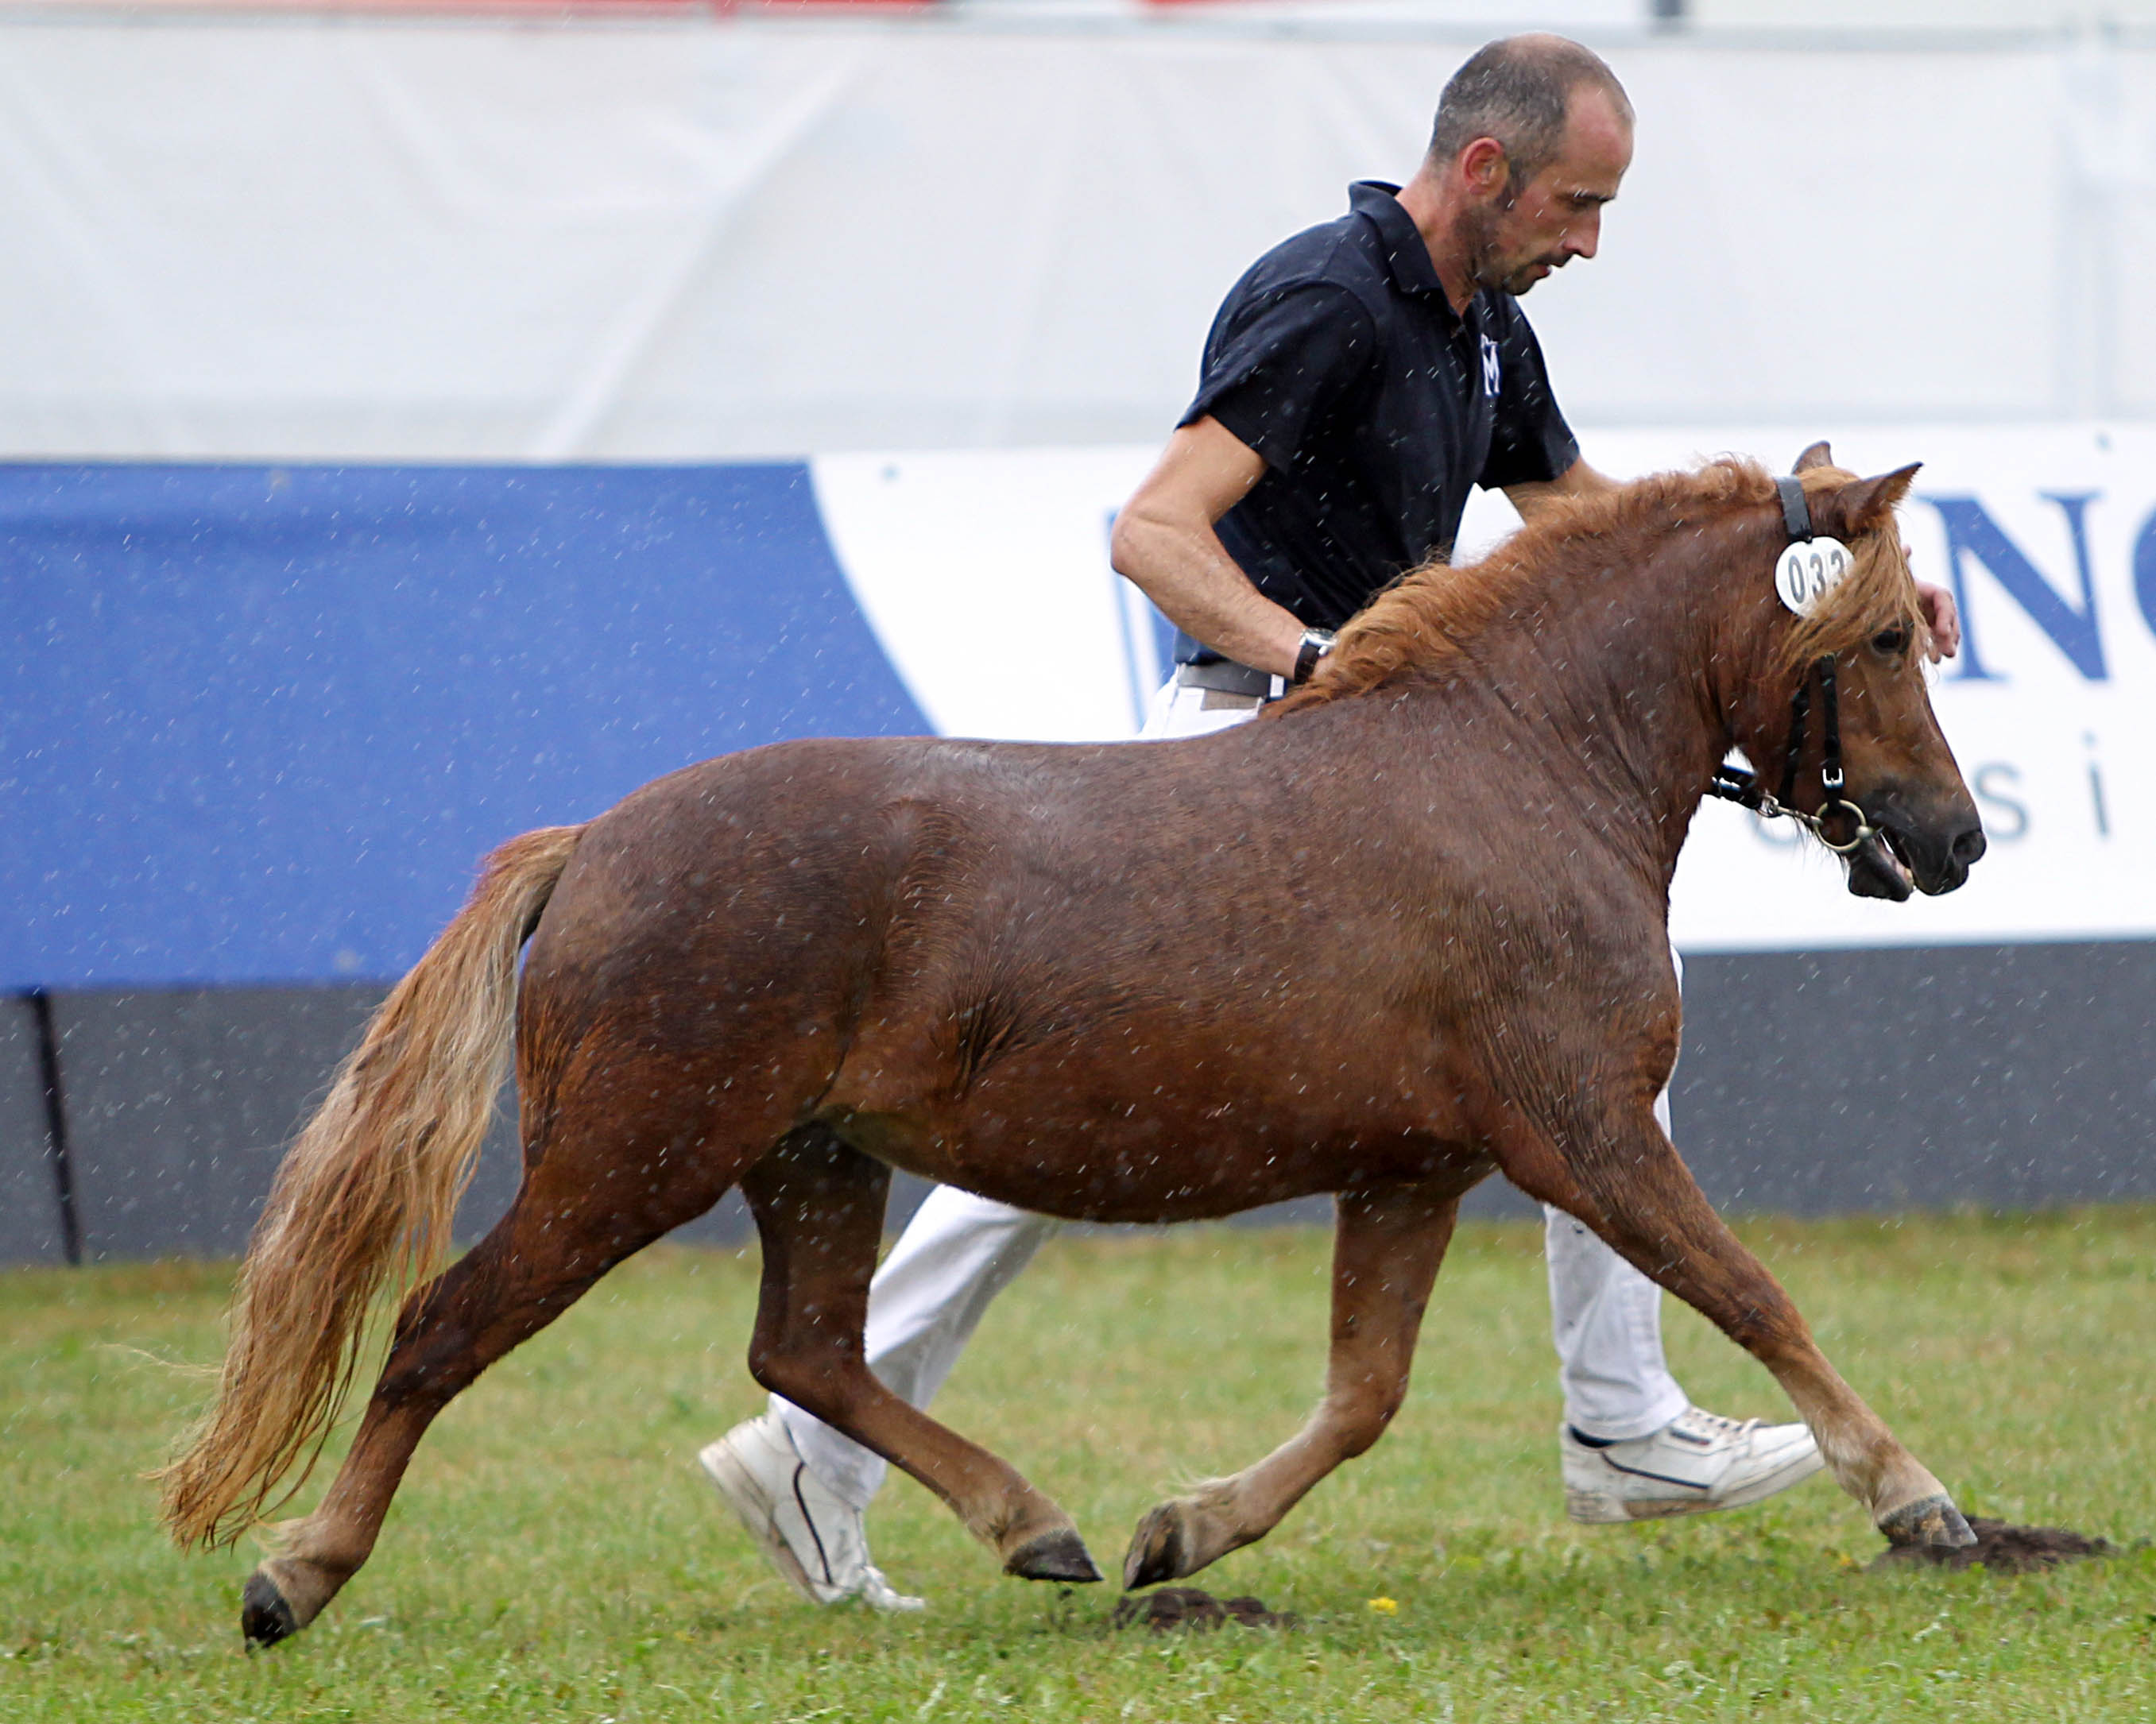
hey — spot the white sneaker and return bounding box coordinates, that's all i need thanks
[699,1414,925,1610]
[1561,1405,1825,1525]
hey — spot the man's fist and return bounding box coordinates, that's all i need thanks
[1916,580,1959,662]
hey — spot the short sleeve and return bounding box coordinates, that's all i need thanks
[1179,283,1377,474]
[1477,305,1580,491]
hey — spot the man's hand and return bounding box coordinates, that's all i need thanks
[1916,580,1959,662]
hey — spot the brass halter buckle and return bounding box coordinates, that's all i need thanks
[1805,795,1878,856]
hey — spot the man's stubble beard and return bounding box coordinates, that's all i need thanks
[1458,188,1558,298]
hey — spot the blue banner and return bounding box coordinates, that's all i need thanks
[2,463,928,989]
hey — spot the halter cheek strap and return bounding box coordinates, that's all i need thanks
[1706,477,1876,855]
[1775,474,1812,542]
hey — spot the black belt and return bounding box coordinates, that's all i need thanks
[1174,659,1275,698]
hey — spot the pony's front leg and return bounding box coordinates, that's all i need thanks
[1498,1099,1974,1551]
[740,1129,1101,1585]
[1123,1182,1459,1590]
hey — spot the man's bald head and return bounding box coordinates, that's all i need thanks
[1429,34,1633,192]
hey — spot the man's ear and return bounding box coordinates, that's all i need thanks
[1792,441,1836,473]
[1458,135,1509,195]
[1812,463,1922,539]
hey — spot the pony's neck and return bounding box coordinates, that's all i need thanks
[1435,505,1781,884]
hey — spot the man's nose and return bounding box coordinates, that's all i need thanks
[1566,211,1601,259]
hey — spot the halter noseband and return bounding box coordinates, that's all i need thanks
[1704,476,1878,855]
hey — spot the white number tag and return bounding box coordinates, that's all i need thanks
[1774,536,1853,617]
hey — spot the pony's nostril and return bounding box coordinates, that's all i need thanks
[1952,826,1988,866]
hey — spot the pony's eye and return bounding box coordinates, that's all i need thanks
[1872,626,1910,655]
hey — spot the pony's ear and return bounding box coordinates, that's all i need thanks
[1814,462,1922,537]
[1792,441,1836,472]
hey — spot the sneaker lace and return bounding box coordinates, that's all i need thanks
[1674,1406,1757,1442]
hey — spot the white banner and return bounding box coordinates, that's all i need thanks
[2,21,2153,462]
[814,424,2156,953]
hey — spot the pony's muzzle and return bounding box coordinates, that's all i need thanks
[1843,786,1984,900]
[1910,815,1987,895]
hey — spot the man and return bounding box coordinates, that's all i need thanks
[701,35,1961,1611]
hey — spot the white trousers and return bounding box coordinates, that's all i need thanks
[775,678,1689,1509]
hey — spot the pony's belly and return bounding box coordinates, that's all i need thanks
[824,1100,1488,1226]
[821,1003,1485,1221]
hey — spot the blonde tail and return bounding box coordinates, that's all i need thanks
[157,824,586,1549]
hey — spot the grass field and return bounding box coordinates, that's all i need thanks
[4,1208,2152,1722]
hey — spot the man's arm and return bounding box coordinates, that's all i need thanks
[1503,458,1618,524]
[1109,416,1309,679]
[1510,462,1961,660]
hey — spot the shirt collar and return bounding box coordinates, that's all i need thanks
[1349,180,1459,323]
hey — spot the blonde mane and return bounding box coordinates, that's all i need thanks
[1275,457,1925,711]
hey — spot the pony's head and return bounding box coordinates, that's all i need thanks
[1733,443,1984,901]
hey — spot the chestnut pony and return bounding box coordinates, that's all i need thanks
[163,449,1986,1645]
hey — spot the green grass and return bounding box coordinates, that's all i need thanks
[3,1210,2153,1722]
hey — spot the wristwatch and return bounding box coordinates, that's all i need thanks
[1292,628,1337,686]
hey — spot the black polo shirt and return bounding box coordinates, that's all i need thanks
[1177,180,1579,648]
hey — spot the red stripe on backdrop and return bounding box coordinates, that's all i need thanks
[14,0,939,12]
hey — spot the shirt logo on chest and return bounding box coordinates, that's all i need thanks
[1480,334,1501,399]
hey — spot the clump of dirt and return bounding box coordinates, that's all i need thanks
[1111,1587,1297,1632]
[1868,1517,2114,1575]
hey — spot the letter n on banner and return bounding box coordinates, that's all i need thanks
[2135,507,2156,636]
[1922,493,2108,682]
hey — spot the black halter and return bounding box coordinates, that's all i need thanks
[1705,477,1875,855]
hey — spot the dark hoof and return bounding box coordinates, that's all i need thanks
[1122,1504,1188,1591]
[241,1569,300,1649]
[1004,1528,1102,1584]
[1879,1493,1977,1550]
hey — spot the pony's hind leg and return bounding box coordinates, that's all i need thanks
[242,1122,745,1645]
[741,1128,1101,1585]
[1124,1181,1459,1590]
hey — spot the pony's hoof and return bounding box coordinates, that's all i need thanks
[241,1570,300,1649]
[1879,1493,1977,1550]
[1123,1503,1191,1591]
[1004,1528,1102,1585]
